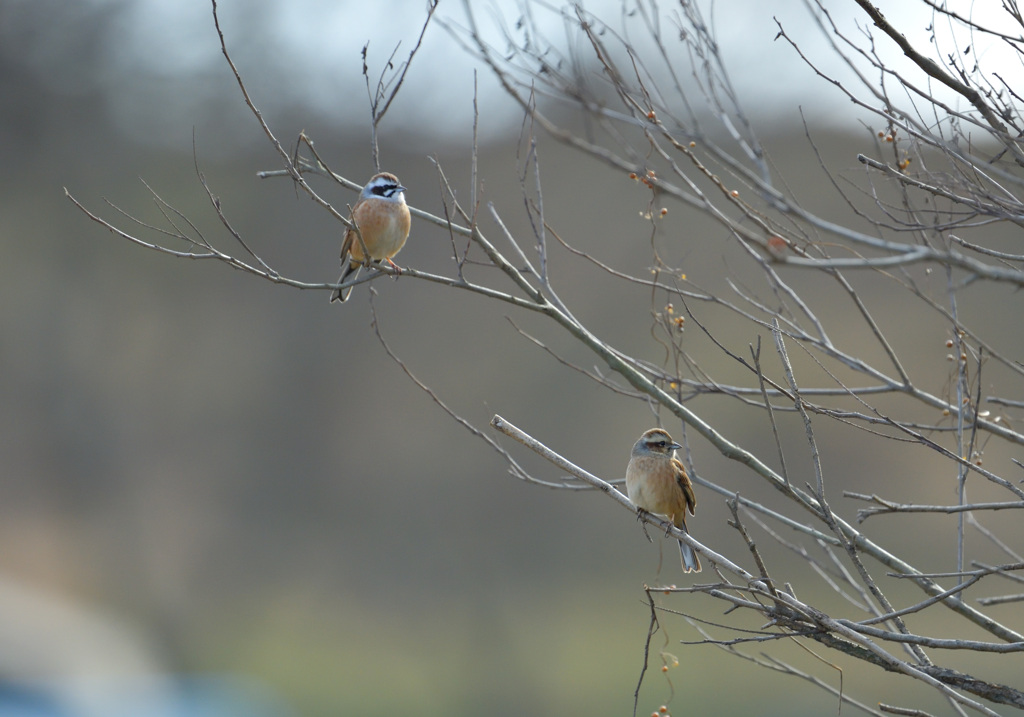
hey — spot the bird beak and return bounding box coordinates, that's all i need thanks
[397,185,408,193]
[669,442,682,451]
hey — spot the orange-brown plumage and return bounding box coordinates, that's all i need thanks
[330,172,411,303]
[625,428,701,572]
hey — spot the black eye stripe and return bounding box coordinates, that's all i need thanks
[371,184,399,197]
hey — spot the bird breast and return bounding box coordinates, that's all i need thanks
[347,197,411,262]
[626,454,688,518]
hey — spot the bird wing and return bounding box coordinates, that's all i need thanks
[673,458,697,516]
[340,227,355,261]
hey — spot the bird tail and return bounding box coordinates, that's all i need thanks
[329,264,360,303]
[678,537,701,573]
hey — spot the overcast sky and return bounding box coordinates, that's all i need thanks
[6,0,1018,148]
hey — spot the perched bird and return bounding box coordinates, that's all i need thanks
[330,172,411,303]
[625,428,701,573]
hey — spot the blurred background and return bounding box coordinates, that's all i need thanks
[2,1,1023,716]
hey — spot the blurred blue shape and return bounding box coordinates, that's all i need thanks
[0,681,70,717]
[0,675,291,717]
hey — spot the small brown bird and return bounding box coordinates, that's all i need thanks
[330,172,411,303]
[625,428,701,573]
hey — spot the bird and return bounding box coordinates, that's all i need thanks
[625,428,701,573]
[329,171,411,303]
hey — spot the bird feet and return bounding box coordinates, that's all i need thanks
[636,508,654,543]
